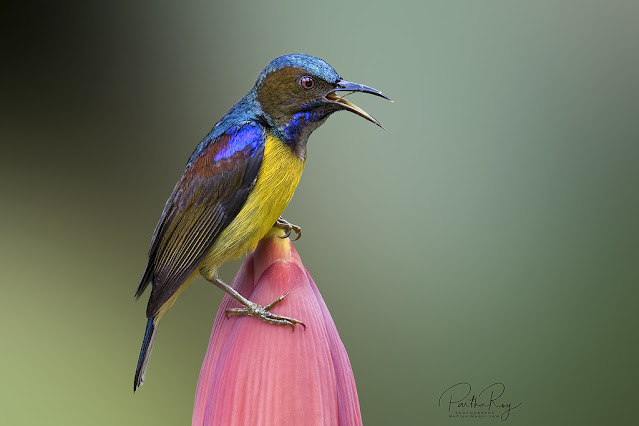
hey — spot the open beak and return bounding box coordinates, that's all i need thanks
[325,79,390,128]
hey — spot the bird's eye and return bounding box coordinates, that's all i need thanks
[300,76,315,90]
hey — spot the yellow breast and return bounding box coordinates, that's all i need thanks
[199,133,305,278]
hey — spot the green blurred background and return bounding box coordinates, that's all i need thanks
[2,1,638,425]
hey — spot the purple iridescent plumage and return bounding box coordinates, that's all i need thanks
[281,111,327,142]
[213,125,264,162]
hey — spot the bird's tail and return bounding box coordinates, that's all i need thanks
[134,317,157,392]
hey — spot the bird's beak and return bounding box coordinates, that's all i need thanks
[326,79,390,128]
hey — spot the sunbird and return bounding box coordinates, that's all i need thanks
[134,54,389,391]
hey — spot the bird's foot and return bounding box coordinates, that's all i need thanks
[225,292,306,331]
[274,217,301,241]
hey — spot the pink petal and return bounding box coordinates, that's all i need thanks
[193,235,362,426]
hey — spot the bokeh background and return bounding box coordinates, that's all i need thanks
[2,1,638,425]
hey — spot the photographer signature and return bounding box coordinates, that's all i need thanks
[439,382,521,421]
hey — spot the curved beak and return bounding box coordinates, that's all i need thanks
[326,79,390,128]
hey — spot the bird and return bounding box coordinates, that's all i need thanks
[133,53,389,391]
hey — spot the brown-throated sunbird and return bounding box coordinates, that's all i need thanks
[133,54,389,391]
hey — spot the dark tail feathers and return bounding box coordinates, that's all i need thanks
[134,318,157,392]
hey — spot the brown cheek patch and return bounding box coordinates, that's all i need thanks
[257,67,307,118]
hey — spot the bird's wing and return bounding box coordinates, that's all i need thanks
[135,123,266,318]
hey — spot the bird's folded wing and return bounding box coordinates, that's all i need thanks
[135,123,265,317]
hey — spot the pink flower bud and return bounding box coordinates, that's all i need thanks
[193,233,362,425]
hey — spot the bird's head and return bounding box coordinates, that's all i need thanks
[253,54,389,155]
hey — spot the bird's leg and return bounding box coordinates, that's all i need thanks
[274,216,301,240]
[212,278,306,331]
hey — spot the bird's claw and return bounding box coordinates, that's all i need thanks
[225,292,306,331]
[274,217,302,241]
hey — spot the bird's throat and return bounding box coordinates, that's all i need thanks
[275,111,329,159]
